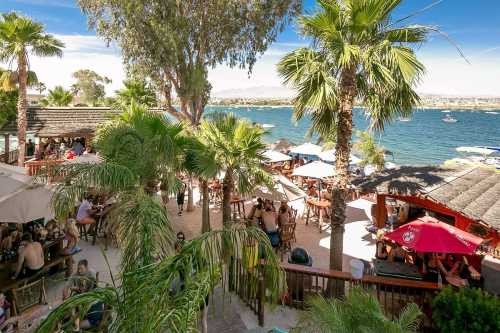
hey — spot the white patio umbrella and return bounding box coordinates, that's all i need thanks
[253,174,306,202]
[456,146,496,156]
[263,150,292,163]
[289,142,322,156]
[292,161,336,179]
[318,149,362,165]
[0,163,54,223]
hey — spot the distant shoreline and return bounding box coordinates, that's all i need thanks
[207,103,500,110]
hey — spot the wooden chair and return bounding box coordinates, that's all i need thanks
[11,278,47,316]
[279,223,296,261]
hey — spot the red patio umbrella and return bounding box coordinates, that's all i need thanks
[384,216,483,255]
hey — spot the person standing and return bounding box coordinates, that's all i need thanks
[26,139,35,157]
[176,182,187,216]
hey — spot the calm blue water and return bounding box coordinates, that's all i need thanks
[205,106,500,166]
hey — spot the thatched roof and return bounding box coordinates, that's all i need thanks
[0,107,123,137]
[353,166,500,230]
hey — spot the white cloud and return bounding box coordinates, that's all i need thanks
[3,34,499,98]
[0,34,126,95]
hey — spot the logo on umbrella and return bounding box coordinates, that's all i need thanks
[402,230,415,243]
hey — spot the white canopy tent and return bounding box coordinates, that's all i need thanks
[292,161,336,179]
[263,150,292,163]
[253,174,306,202]
[0,163,54,224]
[318,149,362,165]
[289,142,322,157]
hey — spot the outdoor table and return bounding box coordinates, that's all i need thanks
[305,198,331,233]
[373,259,423,281]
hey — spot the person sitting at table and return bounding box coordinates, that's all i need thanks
[375,241,388,260]
[277,201,292,227]
[12,233,44,279]
[388,244,406,263]
[421,253,443,282]
[306,185,318,198]
[77,195,96,227]
[1,231,16,251]
[437,254,474,287]
[264,199,276,212]
[63,259,96,300]
[247,198,264,221]
[261,206,279,247]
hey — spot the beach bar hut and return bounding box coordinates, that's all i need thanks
[353,166,500,253]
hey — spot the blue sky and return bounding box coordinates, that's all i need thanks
[2,0,500,96]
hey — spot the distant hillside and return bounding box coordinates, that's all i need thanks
[211,86,294,99]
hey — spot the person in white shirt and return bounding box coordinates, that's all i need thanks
[77,196,95,225]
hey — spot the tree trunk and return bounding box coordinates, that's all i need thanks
[329,65,357,297]
[222,169,233,227]
[17,53,28,167]
[201,179,211,233]
[187,176,194,212]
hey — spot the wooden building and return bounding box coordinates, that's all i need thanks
[354,166,500,254]
[0,107,123,162]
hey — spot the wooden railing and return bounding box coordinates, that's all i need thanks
[25,159,64,180]
[232,260,441,330]
[0,149,18,164]
[282,263,440,330]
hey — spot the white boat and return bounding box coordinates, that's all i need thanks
[398,117,411,122]
[261,123,275,128]
[441,110,451,113]
[442,114,458,123]
[485,111,499,115]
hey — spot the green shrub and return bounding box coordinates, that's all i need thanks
[432,286,500,333]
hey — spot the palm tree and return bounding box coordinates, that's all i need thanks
[354,131,385,172]
[295,288,422,333]
[115,79,157,107]
[35,104,284,332]
[41,85,73,106]
[198,113,272,227]
[278,0,428,290]
[0,12,64,166]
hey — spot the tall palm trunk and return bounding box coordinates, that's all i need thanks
[329,66,356,297]
[222,169,233,227]
[16,53,28,167]
[200,179,211,233]
[187,176,195,212]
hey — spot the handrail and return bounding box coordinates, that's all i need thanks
[281,262,441,290]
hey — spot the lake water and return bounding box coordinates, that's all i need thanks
[2,107,499,166]
[206,106,500,166]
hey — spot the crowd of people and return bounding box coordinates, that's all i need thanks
[376,241,482,287]
[26,137,91,161]
[247,198,295,247]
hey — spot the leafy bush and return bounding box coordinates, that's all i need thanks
[432,286,500,333]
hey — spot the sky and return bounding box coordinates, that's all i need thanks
[1,0,500,97]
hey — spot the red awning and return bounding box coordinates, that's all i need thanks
[384,216,483,255]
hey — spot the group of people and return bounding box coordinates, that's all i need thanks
[247,198,295,246]
[377,242,482,286]
[27,137,91,161]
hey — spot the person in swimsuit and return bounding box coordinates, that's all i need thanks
[62,219,80,276]
[177,182,187,216]
[12,233,44,279]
